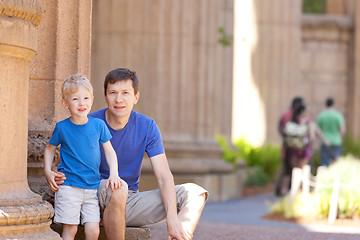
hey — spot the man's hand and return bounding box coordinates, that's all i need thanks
[45,170,66,192]
[167,218,193,240]
[51,164,66,187]
[323,138,331,147]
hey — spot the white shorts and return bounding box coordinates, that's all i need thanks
[54,185,100,225]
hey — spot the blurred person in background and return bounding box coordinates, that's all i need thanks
[316,97,345,166]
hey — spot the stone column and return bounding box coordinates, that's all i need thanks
[92,0,235,201]
[0,1,60,239]
[347,0,360,138]
[232,0,302,145]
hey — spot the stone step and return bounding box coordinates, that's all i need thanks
[51,223,151,240]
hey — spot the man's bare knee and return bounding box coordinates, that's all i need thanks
[108,187,127,207]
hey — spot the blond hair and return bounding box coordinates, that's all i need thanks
[62,74,93,99]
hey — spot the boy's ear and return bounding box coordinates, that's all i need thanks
[61,99,68,109]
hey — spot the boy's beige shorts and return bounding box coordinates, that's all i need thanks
[97,179,208,226]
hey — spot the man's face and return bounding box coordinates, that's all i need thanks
[105,79,140,119]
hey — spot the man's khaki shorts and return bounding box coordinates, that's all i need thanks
[97,179,208,226]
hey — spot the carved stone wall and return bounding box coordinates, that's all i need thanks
[300,14,352,125]
[27,0,93,201]
[91,0,235,202]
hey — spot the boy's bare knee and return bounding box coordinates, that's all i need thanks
[62,224,78,239]
[84,223,100,239]
[86,227,100,237]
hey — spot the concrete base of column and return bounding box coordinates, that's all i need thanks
[0,198,60,239]
[51,223,151,240]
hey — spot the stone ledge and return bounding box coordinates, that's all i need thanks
[51,223,151,240]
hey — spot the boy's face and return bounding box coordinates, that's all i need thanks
[62,86,93,119]
[105,79,140,120]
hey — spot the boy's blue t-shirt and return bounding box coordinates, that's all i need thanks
[89,109,165,191]
[49,117,112,189]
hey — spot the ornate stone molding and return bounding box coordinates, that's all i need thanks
[0,0,42,26]
[0,201,53,226]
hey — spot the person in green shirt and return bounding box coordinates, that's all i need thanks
[316,97,346,166]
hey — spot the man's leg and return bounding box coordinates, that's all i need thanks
[125,183,208,230]
[321,144,330,166]
[98,179,128,240]
[103,188,127,240]
[177,192,207,234]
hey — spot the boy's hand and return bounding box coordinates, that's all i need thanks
[106,175,122,191]
[44,170,65,192]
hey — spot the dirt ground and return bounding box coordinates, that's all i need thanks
[149,182,360,239]
[263,212,360,228]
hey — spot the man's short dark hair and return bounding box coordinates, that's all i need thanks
[104,68,139,94]
[326,97,334,107]
[291,96,304,110]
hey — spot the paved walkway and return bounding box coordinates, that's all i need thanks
[148,193,360,239]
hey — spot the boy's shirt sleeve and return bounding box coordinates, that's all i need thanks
[49,123,61,146]
[99,120,112,143]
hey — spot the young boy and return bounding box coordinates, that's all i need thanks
[44,74,122,240]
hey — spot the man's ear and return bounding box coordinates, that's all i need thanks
[134,92,140,104]
[104,92,109,105]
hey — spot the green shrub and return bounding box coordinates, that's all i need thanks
[215,135,240,167]
[269,155,360,219]
[310,150,321,175]
[303,0,326,13]
[343,135,360,158]
[216,135,281,186]
[244,166,270,187]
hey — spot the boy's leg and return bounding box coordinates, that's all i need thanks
[84,222,100,240]
[54,186,82,239]
[62,224,78,240]
[81,189,101,240]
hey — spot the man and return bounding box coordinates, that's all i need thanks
[275,96,304,196]
[56,68,208,240]
[316,97,345,166]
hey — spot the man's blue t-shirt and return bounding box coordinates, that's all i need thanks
[49,117,112,189]
[89,109,165,191]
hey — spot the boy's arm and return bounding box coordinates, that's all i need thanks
[44,144,64,192]
[102,140,122,191]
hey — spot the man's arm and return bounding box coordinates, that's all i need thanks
[150,153,192,240]
[340,125,346,138]
[44,144,65,191]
